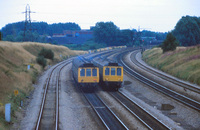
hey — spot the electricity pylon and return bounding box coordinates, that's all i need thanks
[22,4,35,41]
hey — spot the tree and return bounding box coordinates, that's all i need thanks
[118,29,133,45]
[93,22,120,46]
[162,32,179,53]
[173,15,200,46]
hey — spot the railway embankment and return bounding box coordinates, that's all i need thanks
[142,45,200,87]
[0,41,85,129]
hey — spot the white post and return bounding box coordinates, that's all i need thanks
[5,103,11,122]
[27,65,30,70]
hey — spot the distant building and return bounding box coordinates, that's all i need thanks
[47,30,93,45]
[141,37,162,45]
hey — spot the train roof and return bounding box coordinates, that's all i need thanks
[105,62,122,66]
[79,63,97,67]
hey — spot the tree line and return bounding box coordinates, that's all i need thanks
[93,21,167,47]
[93,16,200,48]
[1,15,199,48]
[0,22,81,42]
[1,21,167,47]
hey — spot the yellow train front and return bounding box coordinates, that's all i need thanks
[102,63,123,90]
[72,57,99,89]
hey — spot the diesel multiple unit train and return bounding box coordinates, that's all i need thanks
[72,56,99,87]
[72,56,123,90]
[98,62,123,90]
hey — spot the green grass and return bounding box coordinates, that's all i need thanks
[143,45,200,85]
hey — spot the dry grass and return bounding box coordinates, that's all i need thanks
[0,41,85,126]
[143,45,200,85]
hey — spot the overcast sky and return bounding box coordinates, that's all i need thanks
[0,0,199,32]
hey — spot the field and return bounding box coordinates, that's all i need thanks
[0,41,85,128]
[142,45,200,86]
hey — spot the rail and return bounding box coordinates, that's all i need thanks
[118,51,200,112]
[35,59,73,130]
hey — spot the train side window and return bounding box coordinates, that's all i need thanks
[105,68,110,75]
[111,68,115,75]
[80,69,85,77]
[92,69,97,76]
[117,68,121,76]
[86,69,91,76]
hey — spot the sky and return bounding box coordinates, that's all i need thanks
[0,0,200,32]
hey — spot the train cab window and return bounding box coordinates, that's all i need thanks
[80,69,85,77]
[105,68,110,75]
[111,68,116,75]
[92,69,97,76]
[117,68,121,76]
[86,69,91,76]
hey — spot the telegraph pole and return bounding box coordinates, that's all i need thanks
[22,4,35,41]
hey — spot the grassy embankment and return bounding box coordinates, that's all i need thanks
[0,41,85,128]
[142,45,200,86]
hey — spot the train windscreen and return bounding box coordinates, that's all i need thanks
[86,69,91,76]
[105,68,110,75]
[111,68,116,75]
[92,69,97,76]
[80,69,85,76]
[117,68,121,76]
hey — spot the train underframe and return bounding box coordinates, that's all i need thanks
[102,81,122,91]
[78,82,98,92]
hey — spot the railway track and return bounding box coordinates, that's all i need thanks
[82,90,128,130]
[35,59,72,130]
[88,48,169,129]
[118,50,200,112]
[130,50,200,94]
[109,91,170,130]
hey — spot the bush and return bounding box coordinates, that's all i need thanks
[38,48,54,60]
[162,32,179,53]
[36,56,47,68]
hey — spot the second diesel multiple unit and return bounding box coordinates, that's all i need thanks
[102,63,123,90]
[95,62,123,90]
